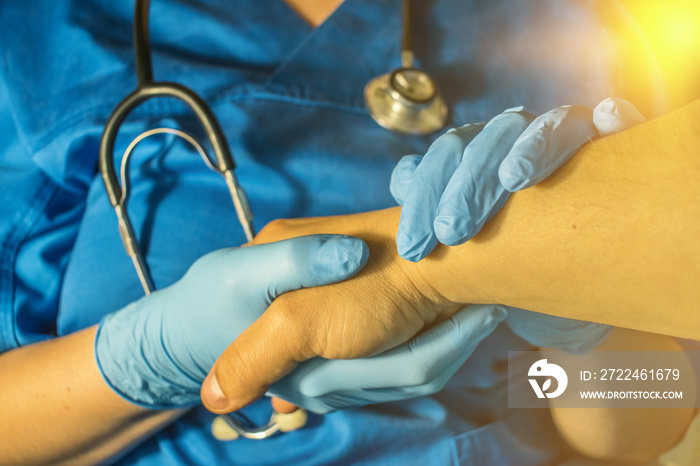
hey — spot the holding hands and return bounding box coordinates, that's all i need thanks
[95,235,368,409]
[98,98,647,418]
[273,98,647,417]
[197,98,647,415]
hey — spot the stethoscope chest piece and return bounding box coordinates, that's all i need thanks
[365,67,447,135]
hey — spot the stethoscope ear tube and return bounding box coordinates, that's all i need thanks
[99,82,254,295]
[99,83,238,206]
[99,0,270,440]
[115,203,154,294]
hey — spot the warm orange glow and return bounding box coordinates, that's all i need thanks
[635,2,699,63]
[623,0,700,109]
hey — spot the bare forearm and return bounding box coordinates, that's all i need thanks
[0,326,182,465]
[419,99,700,338]
[256,100,700,338]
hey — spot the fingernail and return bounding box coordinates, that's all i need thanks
[203,373,229,410]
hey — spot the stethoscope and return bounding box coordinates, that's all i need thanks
[365,0,447,134]
[99,0,446,441]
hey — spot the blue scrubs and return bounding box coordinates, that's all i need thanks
[0,0,617,464]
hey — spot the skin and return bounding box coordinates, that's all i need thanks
[203,99,700,423]
[0,3,339,465]
[0,325,183,465]
[3,105,691,465]
[1,1,694,463]
[546,327,696,461]
[284,0,344,27]
[201,99,700,459]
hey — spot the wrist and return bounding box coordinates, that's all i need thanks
[410,243,482,306]
[369,207,485,322]
[94,297,200,410]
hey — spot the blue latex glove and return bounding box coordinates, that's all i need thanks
[393,105,598,262]
[95,235,368,409]
[505,308,612,353]
[269,304,507,414]
[391,98,646,351]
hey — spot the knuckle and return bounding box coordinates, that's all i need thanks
[269,293,317,359]
[270,293,297,325]
[255,218,295,243]
[397,154,422,169]
[190,250,218,270]
[187,249,229,279]
[255,218,320,245]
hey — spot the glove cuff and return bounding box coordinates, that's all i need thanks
[94,299,201,410]
[505,307,612,354]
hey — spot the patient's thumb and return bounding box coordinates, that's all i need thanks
[201,296,313,414]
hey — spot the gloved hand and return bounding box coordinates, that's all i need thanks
[95,235,368,409]
[268,304,506,414]
[391,97,646,351]
[392,99,647,261]
[392,105,598,262]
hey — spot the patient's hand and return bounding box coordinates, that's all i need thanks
[200,208,465,413]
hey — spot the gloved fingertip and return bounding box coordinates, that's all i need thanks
[593,97,646,136]
[434,215,473,246]
[594,97,617,114]
[450,305,508,344]
[312,235,369,281]
[390,155,422,205]
[396,230,436,262]
[492,306,508,322]
[473,306,508,340]
[465,305,508,326]
[501,105,536,119]
[397,247,428,263]
[498,160,531,192]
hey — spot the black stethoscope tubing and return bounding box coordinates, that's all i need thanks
[99,0,237,209]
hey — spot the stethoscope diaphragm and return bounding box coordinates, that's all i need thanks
[365,67,447,135]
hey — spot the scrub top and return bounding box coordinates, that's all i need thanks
[0,0,618,464]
